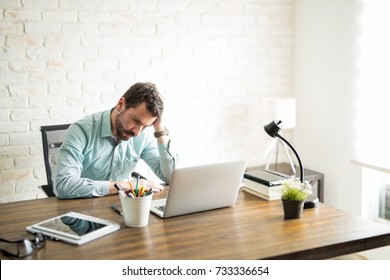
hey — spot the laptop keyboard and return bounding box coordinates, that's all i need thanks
[155,205,165,212]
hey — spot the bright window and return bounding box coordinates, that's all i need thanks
[354,0,390,222]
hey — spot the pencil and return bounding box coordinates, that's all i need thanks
[128,179,136,197]
[138,185,144,197]
[135,173,140,196]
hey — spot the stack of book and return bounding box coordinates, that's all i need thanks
[242,169,288,201]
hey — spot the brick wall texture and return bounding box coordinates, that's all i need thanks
[0,0,293,202]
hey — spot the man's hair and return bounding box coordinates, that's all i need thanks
[122,82,164,117]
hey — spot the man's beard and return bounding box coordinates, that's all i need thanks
[115,112,135,141]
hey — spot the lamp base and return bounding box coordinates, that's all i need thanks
[304,194,319,209]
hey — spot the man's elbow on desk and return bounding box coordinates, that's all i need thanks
[56,179,109,199]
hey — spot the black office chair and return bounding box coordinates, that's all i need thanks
[40,124,71,197]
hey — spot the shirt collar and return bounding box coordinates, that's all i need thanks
[101,109,114,138]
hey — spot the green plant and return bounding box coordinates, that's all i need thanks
[279,177,312,201]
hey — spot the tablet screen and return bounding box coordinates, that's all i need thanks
[37,215,107,238]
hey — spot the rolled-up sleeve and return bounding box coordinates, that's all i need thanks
[140,136,178,184]
[55,124,110,199]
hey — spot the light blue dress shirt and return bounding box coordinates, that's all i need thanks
[55,109,177,199]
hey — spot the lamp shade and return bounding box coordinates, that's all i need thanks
[263,97,296,129]
[264,120,282,138]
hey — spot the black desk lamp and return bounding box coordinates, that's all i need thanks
[264,120,319,208]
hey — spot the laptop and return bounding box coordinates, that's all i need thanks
[150,159,247,218]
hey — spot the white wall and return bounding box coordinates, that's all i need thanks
[0,0,294,202]
[293,0,363,215]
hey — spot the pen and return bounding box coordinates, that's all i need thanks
[145,188,153,196]
[114,183,127,197]
[110,204,123,216]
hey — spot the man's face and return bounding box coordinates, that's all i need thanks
[115,102,157,141]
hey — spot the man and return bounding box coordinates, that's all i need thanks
[55,82,177,199]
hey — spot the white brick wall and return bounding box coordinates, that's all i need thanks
[0,0,293,202]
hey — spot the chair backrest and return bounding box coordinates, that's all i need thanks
[40,124,71,197]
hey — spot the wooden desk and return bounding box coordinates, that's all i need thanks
[1,190,390,260]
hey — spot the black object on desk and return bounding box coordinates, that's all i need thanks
[304,195,320,208]
[110,204,123,216]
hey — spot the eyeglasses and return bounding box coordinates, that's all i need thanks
[0,232,45,258]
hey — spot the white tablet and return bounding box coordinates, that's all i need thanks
[26,212,120,245]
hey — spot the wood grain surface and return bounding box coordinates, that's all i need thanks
[1,189,390,260]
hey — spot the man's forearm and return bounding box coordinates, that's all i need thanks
[56,176,110,199]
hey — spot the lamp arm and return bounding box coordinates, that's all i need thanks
[276,133,305,183]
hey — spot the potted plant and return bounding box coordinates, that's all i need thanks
[279,177,312,219]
